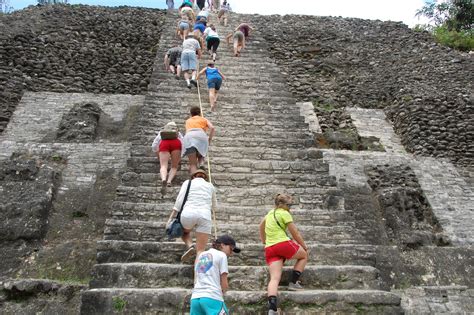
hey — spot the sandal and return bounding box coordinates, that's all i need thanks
[181,244,196,263]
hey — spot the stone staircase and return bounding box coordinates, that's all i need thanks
[80,11,402,314]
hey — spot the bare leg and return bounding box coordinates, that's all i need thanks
[197,153,204,167]
[291,247,308,272]
[233,39,238,56]
[159,151,170,182]
[188,152,198,174]
[182,229,193,248]
[176,65,181,77]
[238,39,245,56]
[184,71,191,82]
[168,150,181,184]
[268,259,284,296]
[209,88,216,110]
[195,231,209,258]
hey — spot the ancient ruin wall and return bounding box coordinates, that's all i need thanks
[246,14,473,167]
[0,4,166,133]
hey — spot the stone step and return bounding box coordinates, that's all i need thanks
[135,114,306,129]
[154,72,288,82]
[130,146,324,161]
[146,91,296,102]
[138,103,301,116]
[142,120,306,133]
[96,240,377,266]
[116,184,338,208]
[147,88,294,100]
[80,288,402,314]
[129,136,313,149]
[90,263,382,291]
[115,185,338,206]
[152,74,288,86]
[111,201,355,224]
[157,40,271,53]
[119,169,333,188]
[136,129,312,143]
[103,220,370,244]
[123,158,328,179]
[119,168,333,185]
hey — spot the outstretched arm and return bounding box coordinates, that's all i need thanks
[207,119,215,143]
[287,223,307,251]
[217,68,225,80]
[196,67,206,80]
[164,54,170,70]
[220,273,229,294]
[225,33,232,45]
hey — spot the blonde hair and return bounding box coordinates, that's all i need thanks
[274,193,292,208]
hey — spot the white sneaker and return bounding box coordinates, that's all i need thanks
[288,281,304,291]
[268,309,279,315]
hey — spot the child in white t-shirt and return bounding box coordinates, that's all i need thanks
[190,235,241,315]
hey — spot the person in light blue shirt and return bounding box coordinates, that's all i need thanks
[197,62,226,111]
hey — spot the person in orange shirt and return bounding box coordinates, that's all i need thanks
[183,106,215,174]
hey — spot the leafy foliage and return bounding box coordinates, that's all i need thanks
[433,25,474,50]
[416,0,473,31]
[416,0,473,51]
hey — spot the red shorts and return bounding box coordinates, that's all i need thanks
[265,240,300,265]
[159,139,182,153]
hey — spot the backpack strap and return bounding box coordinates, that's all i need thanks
[176,179,193,222]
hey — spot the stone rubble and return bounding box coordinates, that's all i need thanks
[0,4,166,133]
[245,14,473,167]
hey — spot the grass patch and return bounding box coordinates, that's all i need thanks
[313,101,336,112]
[32,265,91,286]
[113,296,127,312]
[354,303,366,314]
[337,274,349,282]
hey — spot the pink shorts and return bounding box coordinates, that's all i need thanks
[159,139,182,153]
[265,240,300,265]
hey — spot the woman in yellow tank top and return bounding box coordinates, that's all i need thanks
[182,106,215,174]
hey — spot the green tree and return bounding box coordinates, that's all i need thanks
[416,0,473,51]
[416,0,473,31]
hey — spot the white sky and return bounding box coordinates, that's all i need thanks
[8,0,431,27]
[230,0,430,27]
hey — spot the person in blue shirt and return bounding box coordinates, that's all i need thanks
[197,62,226,111]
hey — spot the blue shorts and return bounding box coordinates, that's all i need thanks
[179,21,190,30]
[181,51,197,71]
[194,23,206,33]
[207,77,222,90]
[190,297,229,315]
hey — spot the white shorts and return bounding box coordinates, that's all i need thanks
[181,212,212,234]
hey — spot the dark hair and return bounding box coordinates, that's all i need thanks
[190,106,201,116]
[212,239,223,250]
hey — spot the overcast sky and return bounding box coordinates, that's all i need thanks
[10,0,429,27]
